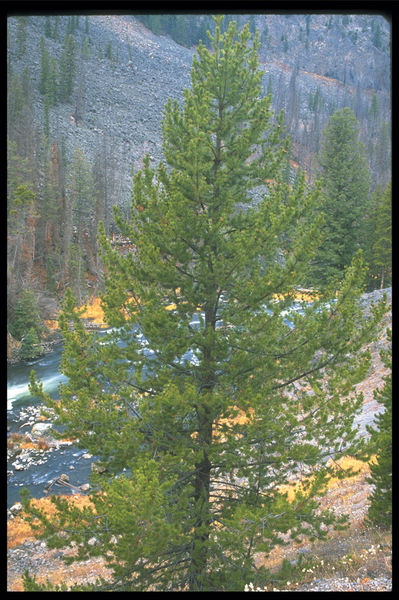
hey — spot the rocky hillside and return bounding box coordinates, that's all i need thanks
[7,12,391,335]
[7,13,391,213]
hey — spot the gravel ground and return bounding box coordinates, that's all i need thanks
[294,576,392,591]
[8,533,392,591]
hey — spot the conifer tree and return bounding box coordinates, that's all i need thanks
[58,34,76,102]
[39,39,57,105]
[53,16,59,41]
[65,148,95,300]
[39,37,50,96]
[10,289,42,341]
[7,139,37,294]
[25,17,387,592]
[20,327,42,361]
[267,73,272,96]
[44,16,52,38]
[374,121,391,185]
[7,73,26,135]
[360,181,391,291]
[370,94,378,125]
[43,93,50,138]
[105,40,113,61]
[372,182,392,289]
[309,107,371,288]
[16,16,27,58]
[364,329,391,528]
[34,137,63,288]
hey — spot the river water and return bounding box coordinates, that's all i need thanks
[8,341,87,508]
[6,324,199,509]
[7,332,112,509]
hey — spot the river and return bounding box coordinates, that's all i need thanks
[6,323,199,509]
[7,331,113,509]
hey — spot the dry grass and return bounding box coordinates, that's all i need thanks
[8,469,390,591]
[249,525,392,591]
[77,296,107,325]
[9,557,114,592]
[254,454,390,583]
[47,289,322,329]
[8,433,52,453]
[43,318,59,330]
[7,494,94,550]
[7,494,113,592]
[279,455,376,503]
[44,298,108,329]
[8,433,30,450]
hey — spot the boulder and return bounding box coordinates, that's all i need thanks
[10,502,23,514]
[31,422,53,437]
[12,461,25,471]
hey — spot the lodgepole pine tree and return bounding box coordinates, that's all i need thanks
[58,34,76,102]
[372,182,392,289]
[309,107,371,288]
[25,17,387,592]
[361,181,392,291]
[364,329,392,528]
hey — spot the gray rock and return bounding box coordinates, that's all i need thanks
[12,461,25,471]
[88,537,98,546]
[10,502,23,514]
[31,422,53,437]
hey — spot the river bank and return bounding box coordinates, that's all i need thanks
[7,296,109,366]
[7,288,392,590]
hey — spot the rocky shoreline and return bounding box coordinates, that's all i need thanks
[7,402,95,519]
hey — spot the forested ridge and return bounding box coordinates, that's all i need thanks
[7,13,391,362]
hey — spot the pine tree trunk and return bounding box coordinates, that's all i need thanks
[189,418,212,591]
[189,304,216,590]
